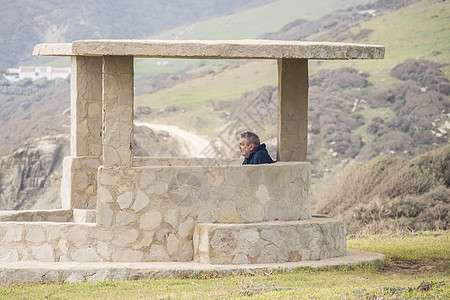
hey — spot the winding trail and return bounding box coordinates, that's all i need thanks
[134,122,215,157]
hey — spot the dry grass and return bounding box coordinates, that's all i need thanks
[314,145,450,234]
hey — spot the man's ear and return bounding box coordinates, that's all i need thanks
[249,143,255,151]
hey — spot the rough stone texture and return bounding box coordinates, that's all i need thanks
[0,39,384,271]
[70,56,102,157]
[0,250,385,285]
[0,136,68,211]
[0,222,101,262]
[277,58,308,162]
[33,40,385,60]
[94,162,310,261]
[102,56,134,167]
[61,157,100,209]
[0,209,72,222]
[193,218,346,265]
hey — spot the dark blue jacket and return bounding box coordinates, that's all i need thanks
[242,143,274,165]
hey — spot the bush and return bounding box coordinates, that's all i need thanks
[314,145,450,234]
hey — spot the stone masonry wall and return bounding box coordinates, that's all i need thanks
[60,156,100,209]
[96,162,311,262]
[193,218,347,265]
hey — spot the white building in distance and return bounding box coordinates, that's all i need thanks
[3,66,70,82]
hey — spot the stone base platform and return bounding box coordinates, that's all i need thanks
[194,218,346,265]
[0,250,384,285]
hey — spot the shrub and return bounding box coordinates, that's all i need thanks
[314,145,450,234]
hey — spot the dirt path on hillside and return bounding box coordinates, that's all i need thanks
[135,122,216,157]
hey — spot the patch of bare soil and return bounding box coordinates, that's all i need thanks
[384,258,449,275]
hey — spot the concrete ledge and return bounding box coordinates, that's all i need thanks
[0,209,72,222]
[0,249,384,285]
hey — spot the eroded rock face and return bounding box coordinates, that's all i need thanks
[0,135,69,210]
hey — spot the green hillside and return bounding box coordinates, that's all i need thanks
[309,0,450,84]
[133,0,374,77]
[152,0,374,40]
[134,0,449,177]
[137,0,450,117]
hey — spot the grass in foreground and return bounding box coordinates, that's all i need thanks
[0,231,448,299]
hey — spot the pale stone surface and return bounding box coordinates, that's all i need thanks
[65,272,85,283]
[61,157,100,209]
[0,39,384,268]
[0,247,19,262]
[111,249,144,262]
[193,218,347,265]
[117,192,133,209]
[4,226,23,242]
[0,249,385,285]
[277,58,308,162]
[132,231,155,250]
[58,239,70,254]
[71,247,103,262]
[241,229,260,244]
[72,209,96,223]
[31,244,55,262]
[92,162,311,261]
[115,211,136,225]
[97,242,110,260]
[167,234,179,257]
[178,218,195,239]
[112,228,139,247]
[102,56,134,167]
[97,206,113,227]
[25,227,45,244]
[33,40,385,60]
[140,210,163,231]
[67,228,89,247]
[133,190,149,212]
[149,245,170,261]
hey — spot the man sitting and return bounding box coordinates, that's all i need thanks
[239,131,274,165]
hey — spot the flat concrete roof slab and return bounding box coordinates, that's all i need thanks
[33,39,384,60]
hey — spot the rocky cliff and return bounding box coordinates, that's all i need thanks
[0,135,69,210]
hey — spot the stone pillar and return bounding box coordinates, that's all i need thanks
[102,56,134,167]
[70,56,103,157]
[61,56,102,209]
[277,58,308,162]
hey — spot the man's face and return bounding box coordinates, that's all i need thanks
[239,138,254,158]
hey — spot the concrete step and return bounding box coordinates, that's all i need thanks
[193,218,346,265]
[0,249,384,285]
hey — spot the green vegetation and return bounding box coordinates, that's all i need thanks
[311,0,450,82]
[0,232,447,299]
[135,60,277,109]
[152,0,374,40]
[315,146,450,234]
[348,231,449,263]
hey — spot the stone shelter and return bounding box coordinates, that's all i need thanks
[0,40,384,282]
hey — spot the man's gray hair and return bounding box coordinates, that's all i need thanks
[240,131,260,147]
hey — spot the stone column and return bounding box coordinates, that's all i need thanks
[70,56,103,157]
[61,56,102,209]
[277,58,308,162]
[102,56,134,167]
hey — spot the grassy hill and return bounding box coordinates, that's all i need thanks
[315,145,450,234]
[135,0,449,127]
[151,0,375,40]
[1,0,449,213]
[308,0,450,82]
